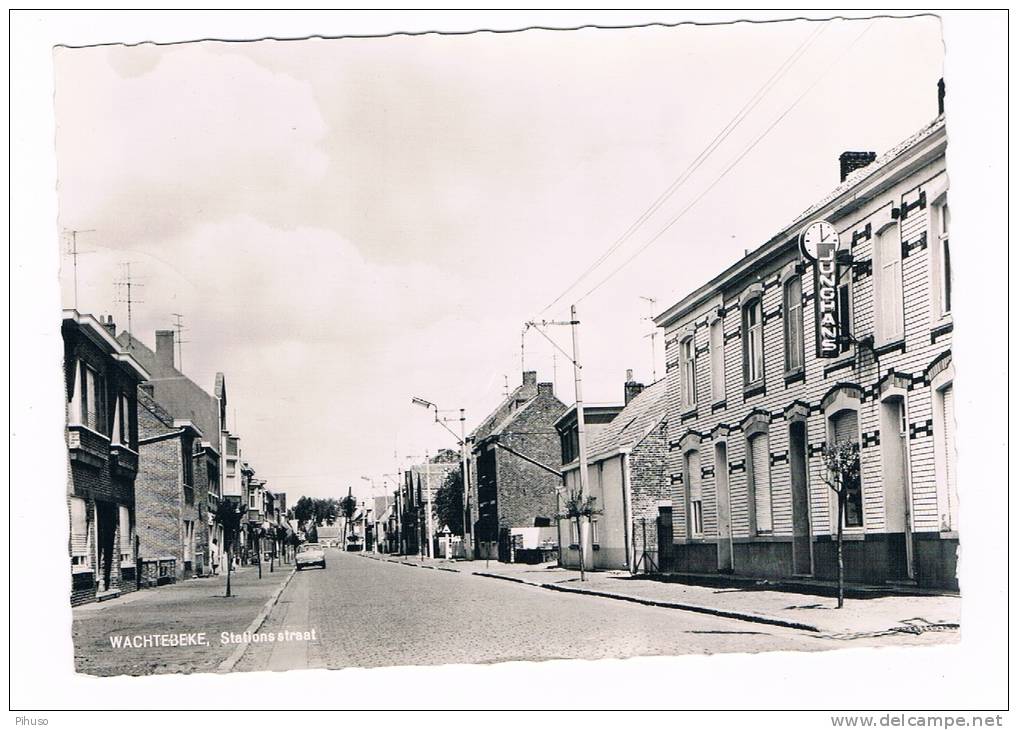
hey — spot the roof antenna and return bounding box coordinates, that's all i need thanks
[170,312,191,372]
[114,262,144,348]
[640,295,658,382]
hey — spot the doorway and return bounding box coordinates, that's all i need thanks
[789,421,813,575]
[656,506,673,571]
[714,442,734,572]
[881,396,914,579]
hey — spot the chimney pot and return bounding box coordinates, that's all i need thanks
[155,330,176,371]
[101,315,117,336]
[839,151,877,182]
[626,368,634,382]
[937,77,946,116]
[624,379,645,406]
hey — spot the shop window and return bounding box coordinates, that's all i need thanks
[118,505,134,565]
[70,497,91,572]
[830,409,864,527]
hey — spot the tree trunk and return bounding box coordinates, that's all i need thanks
[225,537,233,598]
[836,492,845,609]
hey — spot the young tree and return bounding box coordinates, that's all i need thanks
[820,440,861,609]
[214,500,245,597]
[557,489,602,582]
[339,491,357,546]
[292,496,315,528]
[434,470,464,536]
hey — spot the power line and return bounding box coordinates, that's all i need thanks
[537,22,826,317]
[577,22,874,303]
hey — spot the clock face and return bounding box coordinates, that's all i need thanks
[799,219,840,261]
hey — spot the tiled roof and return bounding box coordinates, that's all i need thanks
[585,379,667,462]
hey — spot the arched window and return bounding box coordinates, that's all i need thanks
[829,409,864,527]
[874,223,904,344]
[783,275,804,372]
[685,450,703,538]
[742,298,764,385]
[745,429,772,534]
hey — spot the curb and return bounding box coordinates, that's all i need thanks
[217,568,298,673]
[472,572,821,632]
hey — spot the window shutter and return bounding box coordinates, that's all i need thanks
[687,452,702,502]
[750,435,772,532]
[833,410,858,445]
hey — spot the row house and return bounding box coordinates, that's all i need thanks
[64,311,149,605]
[399,455,458,556]
[654,106,956,589]
[556,374,669,572]
[134,386,204,583]
[468,370,565,562]
[120,329,226,577]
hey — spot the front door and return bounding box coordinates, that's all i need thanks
[656,507,673,571]
[789,421,813,575]
[714,442,734,572]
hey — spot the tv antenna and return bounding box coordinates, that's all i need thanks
[62,228,95,309]
[170,312,191,372]
[640,295,658,382]
[114,262,144,348]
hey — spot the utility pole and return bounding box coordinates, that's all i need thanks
[640,295,659,382]
[570,304,594,578]
[460,408,473,560]
[524,306,592,579]
[424,451,433,560]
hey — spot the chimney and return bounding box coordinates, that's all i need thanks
[839,151,877,182]
[101,315,116,336]
[937,77,946,116]
[155,330,176,370]
[537,382,554,397]
[522,370,537,386]
[624,370,645,405]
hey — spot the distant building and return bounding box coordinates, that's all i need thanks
[654,107,955,588]
[401,458,458,557]
[468,371,566,562]
[64,311,149,605]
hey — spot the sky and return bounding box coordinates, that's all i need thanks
[53,15,944,506]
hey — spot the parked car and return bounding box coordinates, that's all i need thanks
[296,543,326,570]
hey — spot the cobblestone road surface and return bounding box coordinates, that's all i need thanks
[235,549,940,672]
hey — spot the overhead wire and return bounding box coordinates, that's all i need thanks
[576,22,875,303]
[537,21,827,317]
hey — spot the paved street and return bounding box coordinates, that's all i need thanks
[235,549,949,672]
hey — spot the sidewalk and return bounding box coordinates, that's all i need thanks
[72,563,295,676]
[361,553,960,637]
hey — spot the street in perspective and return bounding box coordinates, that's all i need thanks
[55,15,964,681]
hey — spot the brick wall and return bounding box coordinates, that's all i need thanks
[136,395,185,581]
[629,420,674,557]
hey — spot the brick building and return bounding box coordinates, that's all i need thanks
[135,386,205,583]
[557,375,668,571]
[64,311,149,606]
[468,371,566,562]
[119,329,225,577]
[654,108,956,588]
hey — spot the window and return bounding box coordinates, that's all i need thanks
[748,434,773,533]
[874,224,904,343]
[936,383,957,531]
[70,497,90,572]
[932,199,952,316]
[569,519,579,547]
[118,505,133,565]
[743,299,764,384]
[112,392,131,446]
[783,276,804,372]
[79,362,106,434]
[680,336,697,408]
[686,450,704,537]
[182,439,194,487]
[830,410,864,527]
[710,318,725,402]
[591,519,599,546]
[249,490,257,509]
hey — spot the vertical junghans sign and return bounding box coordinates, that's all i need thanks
[799,220,842,358]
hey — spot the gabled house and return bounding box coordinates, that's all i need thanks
[64,311,150,605]
[468,370,566,562]
[557,376,669,571]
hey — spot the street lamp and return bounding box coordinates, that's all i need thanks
[412,396,473,561]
